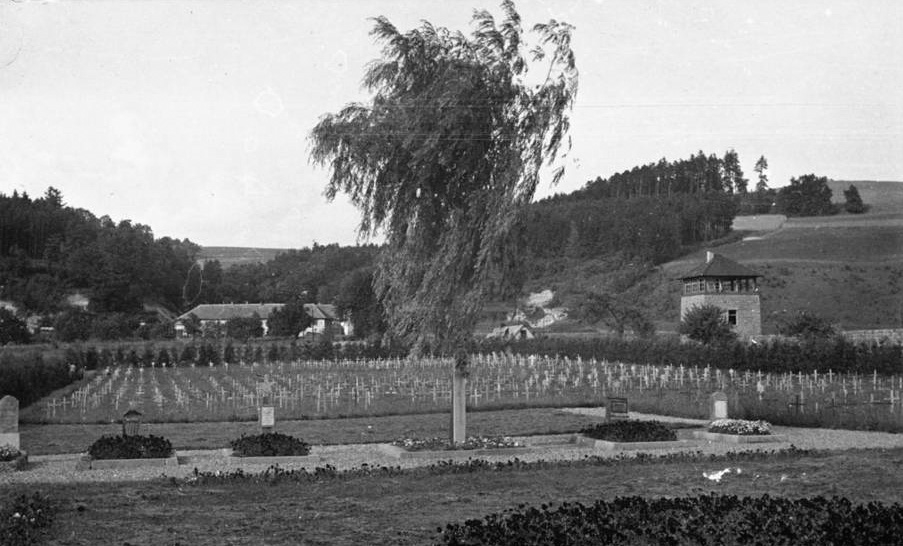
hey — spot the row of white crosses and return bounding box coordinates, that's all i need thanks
[35,354,903,422]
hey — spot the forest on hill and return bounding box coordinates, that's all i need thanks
[2,149,882,342]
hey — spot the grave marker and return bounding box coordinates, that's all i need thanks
[0,395,20,450]
[606,397,629,422]
[709,391,729,420]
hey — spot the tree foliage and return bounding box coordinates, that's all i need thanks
[843,184,867,214]
[268,297,313,337]
[679,304,737,345]
[577,292,654,338]
[775,174,837,217]
[777,310,837,341]
[225,314,264,341]
[0,188,199,318]
[0,308,29,344]
[310,1,578,352]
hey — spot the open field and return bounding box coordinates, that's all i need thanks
[6,447,903,545]
[196,246,290,268]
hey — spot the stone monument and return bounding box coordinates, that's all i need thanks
[710,391,729,420]
[0,395,20,450]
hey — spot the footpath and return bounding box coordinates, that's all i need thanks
[4,410,903,486]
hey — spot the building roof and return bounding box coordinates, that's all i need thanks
[178,303,284,321]
[679,253,760,280]
[304,303,340,321]
[177,302,342,322]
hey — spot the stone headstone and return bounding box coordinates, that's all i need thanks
[710,391,729,420]
[0,395,20,450]
[260,406,275,429]
[606,397,629,422]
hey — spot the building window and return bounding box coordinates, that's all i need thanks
[727,309,737,325]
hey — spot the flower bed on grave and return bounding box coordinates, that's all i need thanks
[382,435,532,460]
[708,419,772,435]
[78,434,178,470]
[230,432,311,457]
[575,420,695,450]
[0,445,28,472]
[687,419,787,444]
[392,436,524,452]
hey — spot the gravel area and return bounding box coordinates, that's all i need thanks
[3,410,902,486]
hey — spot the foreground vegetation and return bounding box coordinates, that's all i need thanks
[4,447,903,545]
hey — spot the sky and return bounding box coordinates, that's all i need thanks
[1,0,901,248]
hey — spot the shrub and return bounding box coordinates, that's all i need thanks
[230,432,311,457]
[580,420,677,442]
[0,493,55,546]
[0,445,23,462]
[87,434,174,460]
[437,494,903,545]
[709,419,772,435]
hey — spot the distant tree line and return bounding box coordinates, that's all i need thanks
[0,188,199,316]
[519,191,738,265]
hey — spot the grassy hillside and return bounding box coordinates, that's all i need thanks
[198,246,291,268]
[827,180,903,213]
[523,183,903,335]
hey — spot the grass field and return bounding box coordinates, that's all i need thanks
[20,407,604,455]
[7,447,903,545]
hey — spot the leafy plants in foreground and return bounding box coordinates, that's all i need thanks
[0,493,55,546]
[87,434,174,460]
[438,494,903,545]
[580,420,677,442]
[230,432,311,457]
[709,419,772,435]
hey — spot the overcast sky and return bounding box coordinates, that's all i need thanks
[1,0,901,248]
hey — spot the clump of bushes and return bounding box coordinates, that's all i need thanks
[392,436,523,452]
[709,419,772,436]
[230,432,311,457]
[87,434,174,460]
[0,493,55,546]
[580,420,677,442]
[437,494,903,545]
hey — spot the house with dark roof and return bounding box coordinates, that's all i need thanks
[175,303,284,336]
[301,303,345,337]
[175,302,351,338]
[679,251,762,338]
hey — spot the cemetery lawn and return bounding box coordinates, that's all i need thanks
[12,447,903,545]
[20,408,606,454]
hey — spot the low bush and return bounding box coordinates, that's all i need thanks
[437,494,903,545]
[0,445,22,462]
[392,436,523,452]
[0,493,55,546]
[230,432,311,457]
[580,420,677,442]
[709,419,772,436]
[87,434,173,460]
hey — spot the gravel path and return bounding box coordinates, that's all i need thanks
[3,409,902,486]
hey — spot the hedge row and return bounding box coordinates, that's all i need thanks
[438,494,903,545]
[0,351,75,408]
[479,336,903,375]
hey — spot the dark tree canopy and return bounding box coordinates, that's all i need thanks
[843,184,867,214]
[679,304,737,345]
[776,173,836,217]
[310,1,578,352]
